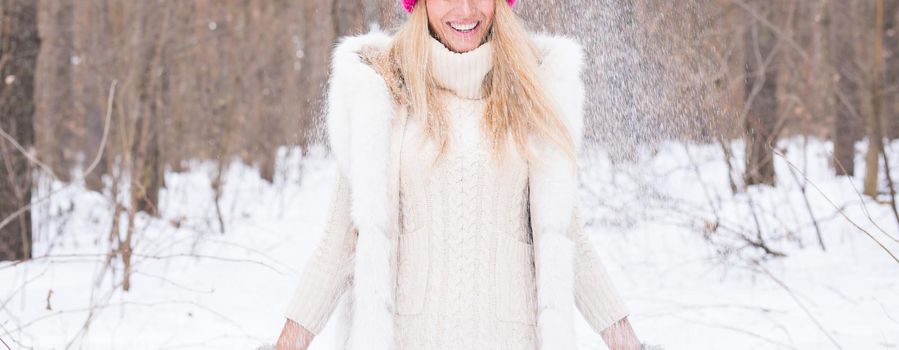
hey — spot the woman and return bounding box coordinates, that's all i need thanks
[275,0,646,349]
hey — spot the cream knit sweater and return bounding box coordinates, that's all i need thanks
[285,35,630,349]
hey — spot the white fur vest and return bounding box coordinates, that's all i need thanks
[325,28,587,350]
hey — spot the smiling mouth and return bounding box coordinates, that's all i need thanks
[448,21,480,34]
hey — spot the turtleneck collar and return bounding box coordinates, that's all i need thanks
[429,35,493,100]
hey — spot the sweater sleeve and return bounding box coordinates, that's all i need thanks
[284,172,357,335]
[569,203,631,334]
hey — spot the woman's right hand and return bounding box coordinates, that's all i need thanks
[275,318,315,350]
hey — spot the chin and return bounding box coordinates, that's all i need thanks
[450,43,478,52]
[442,35,487,53]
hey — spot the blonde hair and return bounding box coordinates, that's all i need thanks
[380,0,576,169]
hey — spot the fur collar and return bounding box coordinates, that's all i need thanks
[325,28,587,350]
[326,29,586,172]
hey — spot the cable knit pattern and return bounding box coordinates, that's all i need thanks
[283,34,630,348]
[393,35,537,350]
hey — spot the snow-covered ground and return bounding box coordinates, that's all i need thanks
[2,138,897,349]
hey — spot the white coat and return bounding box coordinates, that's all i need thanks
[313,27,622,350]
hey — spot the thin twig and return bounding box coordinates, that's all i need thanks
[669,314,798,349]
[773,149,899,263]
[0,80,117,232]
[0,252,287,275]
[830,150,899,243]
[782,138,825,250]
[755,264,844,350]
[0,128,55,178]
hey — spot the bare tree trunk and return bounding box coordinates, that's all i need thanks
[335,0,365,35]
[298,0,337,148]
[131,2,167,216]
[81,0,112,192]
[885,2,899,140]
[828,0,864,176]
[375,0,400,30]
[0,0,39,261]
[38,0,75,182]
[743,17,778,186]
[864,0,885,197]
[810,0,834,140]
[297,0,364,150]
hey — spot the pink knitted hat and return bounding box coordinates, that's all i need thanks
[402,0,516,13]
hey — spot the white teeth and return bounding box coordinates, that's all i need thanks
[449,21,477,32]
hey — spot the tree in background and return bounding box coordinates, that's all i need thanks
[742,6,780,187]
[131,1,168,217]
[35,0,74,183]
[827,0,865,177]
[0,0,40,261]
[886,1,899,141]
[863,0,886,197]
[5,0,897,249]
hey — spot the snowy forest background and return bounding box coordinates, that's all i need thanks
[1,0,898,349]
